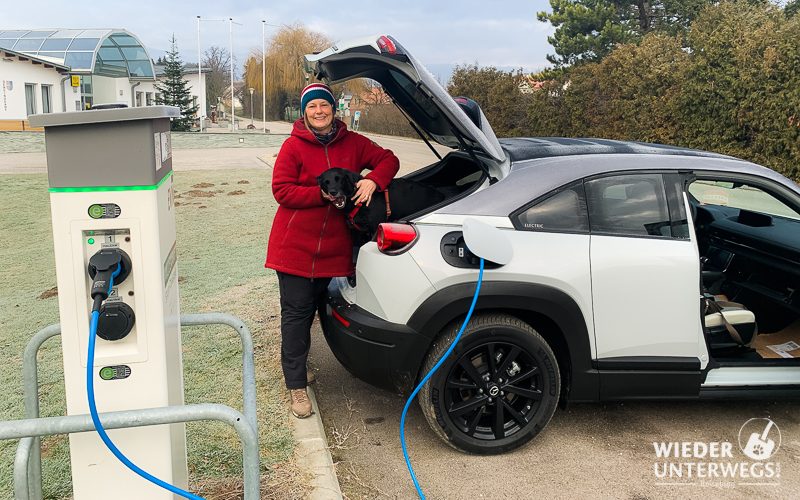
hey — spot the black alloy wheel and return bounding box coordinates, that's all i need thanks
[420,313,560,454]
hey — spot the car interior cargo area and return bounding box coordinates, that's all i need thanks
[406,152,487,202]
[690,179,800,363]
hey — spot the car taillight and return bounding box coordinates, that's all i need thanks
[376,223,417,254]
[377,35,397,55]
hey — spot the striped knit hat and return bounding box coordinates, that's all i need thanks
[300,83,336,113]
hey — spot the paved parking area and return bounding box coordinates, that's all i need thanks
[310,327,800,499]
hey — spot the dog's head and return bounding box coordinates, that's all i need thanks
[317,168,362,209]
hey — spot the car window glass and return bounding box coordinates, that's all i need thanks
[515,184,589,233]
[688,180,800,221]
[666,174,690,239]
[586,174,671,237]
[387,69,439,120]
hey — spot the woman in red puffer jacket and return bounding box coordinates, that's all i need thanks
[265,83,399,418]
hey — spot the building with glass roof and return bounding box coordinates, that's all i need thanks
[0,28,206,130]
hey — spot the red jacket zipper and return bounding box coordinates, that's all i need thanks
[311,138,339,278]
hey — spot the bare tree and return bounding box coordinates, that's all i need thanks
[355,79,391,106]
[203,46,232,115]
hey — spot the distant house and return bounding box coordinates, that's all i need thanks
[218,80,245,116]
[153,62,210,116]
[518,77,545,94]
[349,85,391,111]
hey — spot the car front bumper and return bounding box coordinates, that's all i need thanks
[320,285,432,394]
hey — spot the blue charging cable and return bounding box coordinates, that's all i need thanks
[400,258,484,499]
[87,264,205,500]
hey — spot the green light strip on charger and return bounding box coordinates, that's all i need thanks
[49,171,173,193]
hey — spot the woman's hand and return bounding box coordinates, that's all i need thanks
[352,179,378,206]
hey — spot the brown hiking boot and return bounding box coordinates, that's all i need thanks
[290,388,312,418]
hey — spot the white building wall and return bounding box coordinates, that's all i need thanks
[64,79,82,111]
[91,76,118,107]
[115,78,131,107]
[0,58,79,121]
[130,72,205,118]
[91,76,139,107]
[183,72,206,118]
[134,81,159,107]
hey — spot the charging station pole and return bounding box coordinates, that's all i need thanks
[30,106,188,499]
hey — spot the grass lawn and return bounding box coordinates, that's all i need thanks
[0,169,306,498]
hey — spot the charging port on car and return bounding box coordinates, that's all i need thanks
[440,231,500,269]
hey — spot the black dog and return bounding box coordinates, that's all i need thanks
[318,167,445,242]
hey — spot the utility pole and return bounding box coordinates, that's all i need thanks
[229,18,235,132]
[197,16,202,132]
[262,20,266,133]
[196,16,226,131]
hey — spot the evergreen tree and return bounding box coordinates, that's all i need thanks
[538,0,712,67]
[786,0,800,18]
[155,35,198,131]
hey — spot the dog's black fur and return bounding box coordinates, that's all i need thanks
[318,167,445,241]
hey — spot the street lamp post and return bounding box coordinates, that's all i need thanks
[229,18,234,131]
[196,16,226,132]
[249,87,255,127]
[197,16,202,132]
[262,20,267,133]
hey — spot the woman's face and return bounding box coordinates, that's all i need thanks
[305,98,334,133]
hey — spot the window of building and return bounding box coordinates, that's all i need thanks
[80,75,93,110]
[146,92,153,106]
[512,183,589,233]
[64,52,94,71]
[135,91,143,107]
[24,83,37,115]
[585,173,672,238]
[41,85,52,113]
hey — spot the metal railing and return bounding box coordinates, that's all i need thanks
[3,312,260,500]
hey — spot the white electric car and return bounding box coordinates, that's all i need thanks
[310,35,800,454]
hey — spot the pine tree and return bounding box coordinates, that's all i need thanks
[155,35,198,131]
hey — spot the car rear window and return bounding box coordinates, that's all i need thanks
[513,183,589,233]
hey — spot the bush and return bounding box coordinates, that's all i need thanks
[448,1,800,182]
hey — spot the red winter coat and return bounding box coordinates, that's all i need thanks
[265,119,400,278]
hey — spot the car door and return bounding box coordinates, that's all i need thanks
[587,171,705,399]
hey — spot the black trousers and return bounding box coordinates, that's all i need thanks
[276,272,332,389]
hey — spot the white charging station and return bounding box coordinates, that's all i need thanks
[30,106,188,499]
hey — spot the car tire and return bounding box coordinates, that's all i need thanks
[419,313,560,454]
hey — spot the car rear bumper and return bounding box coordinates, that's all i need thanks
[320,285,432,394]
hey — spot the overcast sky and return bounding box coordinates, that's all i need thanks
[2,0,556,83]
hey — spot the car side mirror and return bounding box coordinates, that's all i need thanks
[462,218,512,265]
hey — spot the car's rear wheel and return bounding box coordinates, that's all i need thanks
[419,313,560,454]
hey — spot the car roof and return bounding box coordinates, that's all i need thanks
[438,139,798,217]
[500,137,739,163]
